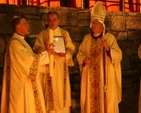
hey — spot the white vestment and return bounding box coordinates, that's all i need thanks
[1,33,49,113]
[77,32,122,113]
[33,27,75,113]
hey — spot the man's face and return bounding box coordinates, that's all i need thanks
[91,20,103,34]
[17,18,29,36]
[47,14,60,30]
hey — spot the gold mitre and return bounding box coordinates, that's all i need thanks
[90,1,106,27]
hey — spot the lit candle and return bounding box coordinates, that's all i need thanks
[49,29,54,77]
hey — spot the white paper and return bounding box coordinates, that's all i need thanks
[54,36,66,53]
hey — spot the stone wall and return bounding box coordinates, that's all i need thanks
[0,4,141,113]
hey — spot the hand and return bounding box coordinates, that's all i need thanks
[101,39,109,51]
[44,40,49,50]
[44,40,55,55]
[83,58,90,64]
[47,48,55,55]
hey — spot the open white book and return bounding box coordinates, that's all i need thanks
[54,36,66,53]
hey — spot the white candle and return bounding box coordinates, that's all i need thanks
[49,29,54,77]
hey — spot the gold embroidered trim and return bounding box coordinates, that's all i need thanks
[46,74,54,110]
[30,55,43,113]
[90,38,101,113]
[46,61,67,110]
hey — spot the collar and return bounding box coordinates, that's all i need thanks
[13,33,25,40]
[49,26,59,30]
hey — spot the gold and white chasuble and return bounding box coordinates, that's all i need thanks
[77,32,122,113]
[1,33,49,113]
[33,27,75,113]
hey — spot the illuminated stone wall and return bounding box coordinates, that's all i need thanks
[0,4,141,113]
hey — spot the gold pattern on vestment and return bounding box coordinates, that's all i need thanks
[46,60,67,110]
[46,73,54,110]
[30,55,43,113]
[43,29,68,110]
[90,38,102,113]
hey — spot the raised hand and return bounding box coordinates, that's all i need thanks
[101,39,109,51]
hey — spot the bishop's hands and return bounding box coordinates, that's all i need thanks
[83,58,91,64]
[101,39,110,51]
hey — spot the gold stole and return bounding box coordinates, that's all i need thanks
[90,38,102,113]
